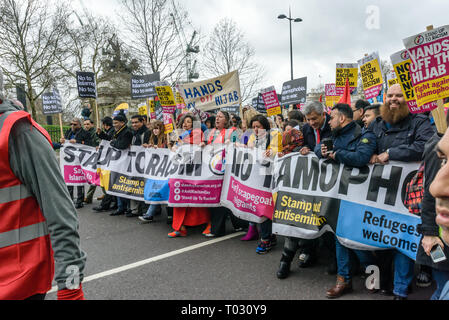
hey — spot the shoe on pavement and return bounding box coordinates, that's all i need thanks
[97,195,105,201]
[276,261,291,279]
[256,239,273,254]
[416,270,432,288]
[168,230,187,238]
[298,253,316,268]
[110,210,125,216]
[75,203,83,209]
[326,276,353,299]
[138,216,154,224]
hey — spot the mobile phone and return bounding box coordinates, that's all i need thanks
[430,244,447,263]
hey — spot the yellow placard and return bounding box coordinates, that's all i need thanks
[336,65,358,88]
[155,86,176,107]
[267,106,282,117]
[414,75,449,107]
[360,60,383,90]
[138,105,148,116]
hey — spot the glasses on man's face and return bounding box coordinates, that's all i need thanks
[71,123,78,126]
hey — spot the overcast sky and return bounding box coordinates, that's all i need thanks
[79,0,449,95]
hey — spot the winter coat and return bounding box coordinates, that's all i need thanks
[370,113,436,161]
[301,113,332,151]
[416,133,449,271]
[315,121,377,168]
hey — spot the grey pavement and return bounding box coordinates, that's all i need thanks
[46,192,435,300]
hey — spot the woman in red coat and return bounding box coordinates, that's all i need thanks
[168,114,211,237]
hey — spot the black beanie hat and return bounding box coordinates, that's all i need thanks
[113,110,127,123]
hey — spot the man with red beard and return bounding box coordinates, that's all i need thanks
[430,127,449,299]
[370,84,435,299]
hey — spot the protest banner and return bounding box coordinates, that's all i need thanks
[335,63,358,96]
[281,77,307,105]
[42,87,64,137]
[175,87,187,110]
[390,49,438,114]
[154,96,163,121]
[155,83,176,134]
[60,143,101,186]
[42,88,62,115]
[179,70,242,112]
[221,146,274,224]
[168,144,225,208]
[403,25,449,133]
[147,98,156,120]
[252,93,267,113]
[76,71,97,99]
[261,86,282,117]
[272,153,421,260]
[325,83,339,108]
[143,147,172,204]
[358,52,384,100]
[387,70,398,88]
[403,25,449,106]
[130,72,160,100]
[138,103,148,117]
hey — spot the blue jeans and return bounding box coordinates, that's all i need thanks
[336,239,375,281]
[143,204,161,218]
[117,197,130,212]
[431,269,449,300]
[393,251,415,297]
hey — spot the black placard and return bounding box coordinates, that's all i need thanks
[281,77,307,105]
[131,73,160,99]
[76,72,97,99]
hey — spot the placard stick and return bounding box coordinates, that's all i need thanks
[59,113,64,139]
[426,25,448,134]
[94,99,100,129]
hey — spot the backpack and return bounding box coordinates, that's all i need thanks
[404,162,425,215]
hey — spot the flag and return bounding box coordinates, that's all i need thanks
[338,78,351,105]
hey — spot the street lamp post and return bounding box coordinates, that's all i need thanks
[278,7,302,80]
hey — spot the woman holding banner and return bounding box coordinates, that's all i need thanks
[168,114,211,238]
[139,120,168,223]
[247,114,283,254]
[205,111,248,238]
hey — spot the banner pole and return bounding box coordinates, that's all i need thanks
[94,99,100,129]
[426,25,448,134]
[59,113,64,139]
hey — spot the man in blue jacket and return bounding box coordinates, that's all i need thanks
[314,103,377,298]
[315,103,377,167]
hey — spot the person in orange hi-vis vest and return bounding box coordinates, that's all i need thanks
[0,71,86,300]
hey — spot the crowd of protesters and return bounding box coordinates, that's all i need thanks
[58,84,449,300]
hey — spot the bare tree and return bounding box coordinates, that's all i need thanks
[57,9,119,120]
[201,18,265,103]
[118,0,194,83]
[0,0,70,119]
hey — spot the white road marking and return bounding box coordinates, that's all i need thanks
[48,231,245,293]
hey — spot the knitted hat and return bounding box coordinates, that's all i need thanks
[113,110,127,123]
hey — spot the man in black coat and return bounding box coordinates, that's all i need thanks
[105,111,133,216]
[93,117,117,212]
[370,84,435,299]
[60,118,92,209]
[277,101,336,281]
[128,115,149,218]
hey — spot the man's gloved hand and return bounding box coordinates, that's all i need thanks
[57,284,85,300]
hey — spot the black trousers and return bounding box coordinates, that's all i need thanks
[67,186,85,205]
[210,207,248,236]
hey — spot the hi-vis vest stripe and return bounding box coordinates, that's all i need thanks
[0,221,48,249]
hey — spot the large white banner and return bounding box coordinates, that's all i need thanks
[178,70,242,112]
